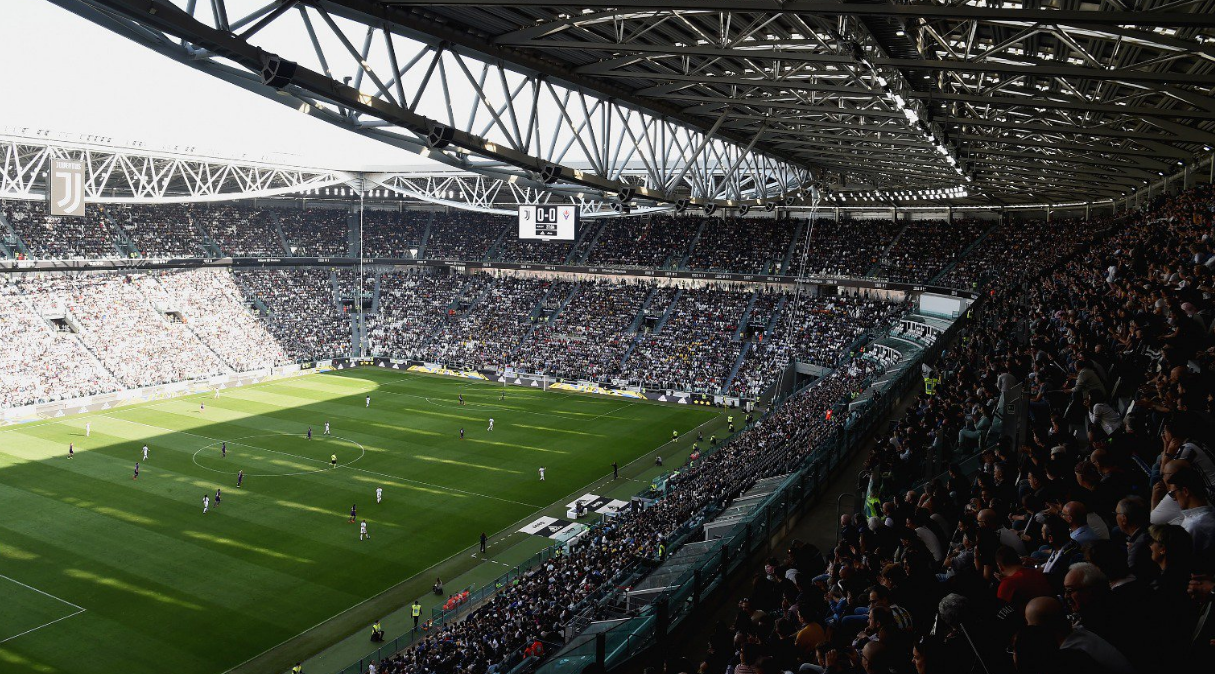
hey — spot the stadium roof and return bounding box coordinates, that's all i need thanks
[49,1,1215,207]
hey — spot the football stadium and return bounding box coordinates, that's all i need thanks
[1,2,1214,674]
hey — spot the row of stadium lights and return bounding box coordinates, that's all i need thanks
[298,188,459,199]
[834,186,969,202]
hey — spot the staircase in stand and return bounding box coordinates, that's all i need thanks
[868,217,912,277]
[733,290,759,341]
[780,218,805,274]
[677,218,707,270]
[929,219,1000,285]
[721,341,752,395]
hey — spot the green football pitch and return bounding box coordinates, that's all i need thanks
[0,368,717,674]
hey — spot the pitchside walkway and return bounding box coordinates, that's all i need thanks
[280,402,735,674]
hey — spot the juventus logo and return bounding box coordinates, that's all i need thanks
[50,159,85,217]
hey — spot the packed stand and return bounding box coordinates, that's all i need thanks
[423,277,558,369]
[148,270,288,371]
[623,286,751,393]
[515,280,652,380]
[874,218,989,283]
[369,359,880,674]
[773,187,1215,674]
[586,216,701,269]
[687,217,795,274]
[798,219,901,278]
[200,205,285,256]
[369,272,471,359]
[20,274,225,388]
[234,269,352,360]
[0,281,121,407]
[106,204,205,257]
[939,218,1098,290]
[726,289,787,398]
[3,200,121,259]
[495,230,576,265]
[424,212,509,261]
[278,207,349,257]
[362,210,427,258]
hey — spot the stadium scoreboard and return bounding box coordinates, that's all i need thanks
[518,205,578,241]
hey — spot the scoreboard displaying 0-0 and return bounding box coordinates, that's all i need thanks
[518,205,578,241]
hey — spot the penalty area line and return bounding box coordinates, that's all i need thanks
[0,573,87,644]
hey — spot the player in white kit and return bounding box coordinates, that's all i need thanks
[366,396,371,407]
[142,444,149,461]
[86,422,91,437]
[202,494,210,514]
[487,418,494,431]
[376,487,383,503]
[360,520,370,540]
[324,421,331,435]
[538,466,546,481]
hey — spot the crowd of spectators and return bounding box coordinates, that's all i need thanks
[874,219,989,283]
[586,216,701,269]
[20,274,225,388]
[201,205,285,256]
[362,210,427,258]
[423,277,562,369]
[696,186,1215,674]
[496,231,576,265]
[687,218,795,274]
[425,212,510,261]
[515,280,652,380]
[369,272,469,359]
[234,269,352,361]
[279,207,349,257]
[798,219,902,278]
[622,286,752,393]
[149,269,288,371]
[369,353,882,674]
[108,204,205,258]
[938,218,1098,291]
[3,200,122,259]
[0,281,120,407]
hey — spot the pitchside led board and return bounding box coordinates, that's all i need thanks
[49,158,86,217]
[518,205,578,241]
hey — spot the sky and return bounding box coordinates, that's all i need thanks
[0,2,435,169]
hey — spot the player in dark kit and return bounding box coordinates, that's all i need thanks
[237,469,244,488]
[349,504,357,523]
[133,462,139,480]
[458,394,465,406]
[307,427,312,440]
[459,427,465,440]
[215,488,222,505]
[221,441,227,458]
[68,443,74,459]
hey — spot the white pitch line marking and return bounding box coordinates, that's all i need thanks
[0,572,87,644]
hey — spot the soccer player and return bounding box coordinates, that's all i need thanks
[221,441,227,458]
[215,488,222,505]
[487,418,494,432]
[459,427,465,440]
[142,444,149,461]
[365,395,371,408]
[349,504,357,523]
[200,403,205,413]
[376,487,383,504]
[360,520,370,540]
[612,461,619,479]
[237,469,244,488]
[330,454,338,469]
[68,443,74,459]
[214,388,220,399]
[324,421,331,435]
[203,494,209,514]
[133,462,139,480]
[307,426,312,441]
[458,394,464,406]
[538,466,546,481]
[85,422,91,437]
